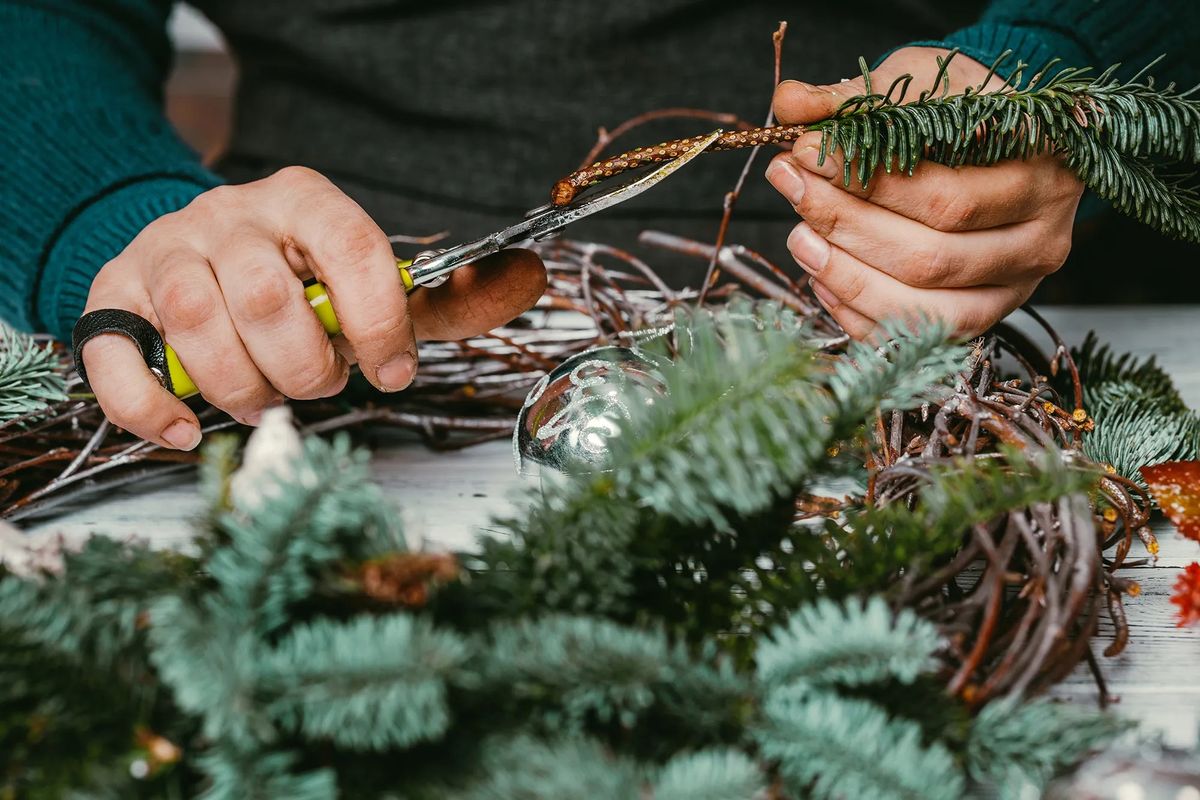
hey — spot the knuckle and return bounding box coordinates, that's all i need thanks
[1044,234,1073,273]
[839,272,866,306]
[230,267,294,325]
[906,245,951,288]
[282,358,347,400]
[209,382,279,415]
[1032,230,1072,276]
[104,392,164,435]
[157,277,221,333]
[351,314,406,348]
[928,190,979,232]
[329,217,388,270]
[189,184,239,213]
[86,260,127,301]
[953,307,989,338]
[804,202,839,239]
[270,165,325,189]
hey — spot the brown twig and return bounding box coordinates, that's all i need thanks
[698,21,789,304]
[550,123,806,207]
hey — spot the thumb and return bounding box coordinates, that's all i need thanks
[772,77,867,124]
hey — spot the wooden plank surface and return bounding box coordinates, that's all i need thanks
[21,305,1200,743]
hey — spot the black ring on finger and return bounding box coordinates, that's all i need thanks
[71,309,173,394]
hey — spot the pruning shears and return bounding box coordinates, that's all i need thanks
[72,130,722,400]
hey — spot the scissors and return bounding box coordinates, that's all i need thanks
[72,130,722,400]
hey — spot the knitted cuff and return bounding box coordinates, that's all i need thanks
[37,174,219,343]
[0,2,223,338]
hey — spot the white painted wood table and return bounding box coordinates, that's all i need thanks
[22,306,1200,745]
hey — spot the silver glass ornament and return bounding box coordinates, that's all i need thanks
[514,346,669,475]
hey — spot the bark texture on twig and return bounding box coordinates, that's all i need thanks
[550,123,806,206]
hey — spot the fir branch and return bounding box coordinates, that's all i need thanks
[471,302,960,651]
[812,52,1200,241]
[608,300,963,528]
[607,300,815,528]
[755,685,964,800]
[651,748,765,800]
[149,596,278,748]
[1073,331,1190,413]
[477,614,746,745]
[196,747,336,800]
[966,698,1132,798]
[1068,333,1200,478]
[0,622,151,798]
[1082,387,1200,479]
[474,481,643,620]
[0,539,196,798]
[0,536,192,669]
[457,735,642,800]
[0,328,67,423]
[755,596,940,691]
[260,614,467,752]
[206,434,406,635]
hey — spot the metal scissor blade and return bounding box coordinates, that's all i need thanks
[405,129,722,287]
[519,128,724,240]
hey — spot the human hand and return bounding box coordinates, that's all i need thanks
[80,166,546,449]
[767,47,1084,340]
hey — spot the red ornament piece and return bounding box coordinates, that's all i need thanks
[1140,460,1200,542]
[1170,562,1200,627]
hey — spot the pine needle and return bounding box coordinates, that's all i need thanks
[812,51,1200,241]
[756,596,940,690]
[608,300,964,528]
[0,328,67,422]
[757,686,965,800]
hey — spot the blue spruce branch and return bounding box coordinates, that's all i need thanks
[756,596,940,691]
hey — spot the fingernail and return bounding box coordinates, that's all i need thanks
[766,158,806,206]
[242,411,263,426]
[788,222,831,274]
[810,279,840,310]
[162,419,201,450]
[377,353,416,391]
[793,145,839,180]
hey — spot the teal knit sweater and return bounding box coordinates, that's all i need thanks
[1,0,1196,342]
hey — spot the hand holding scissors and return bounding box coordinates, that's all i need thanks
[72,132,719,449]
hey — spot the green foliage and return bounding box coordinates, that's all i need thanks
[196,748,336,800]
[1083,392,1200,480]
[966,698,1134,799]
[815,52,1200,241]
[477,615,746,746]
[757,686,965,800]
[811,446,1100,598]
[149,596,275,748]
[473,300,962,655]
[1069,332,1200,479]
[0,539,198,799]
[756,596,940,690]
[0,307,1134,799]
[472,480,644,620]
[0,328,67,422]
[205,434,407,636]
[0,536,192,668]
[1073,332,1190,413]
[610,303,963,529]
[650,749,765,800]
[453,736,642,800]
[261,614,467,751]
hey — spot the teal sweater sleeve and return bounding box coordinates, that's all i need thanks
[0,0,221,342]
[906,0,1200,86]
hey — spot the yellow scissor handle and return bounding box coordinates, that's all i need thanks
[164,258,414,399]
